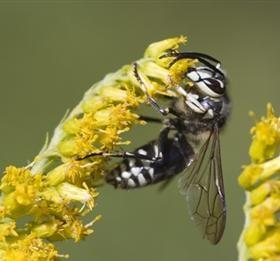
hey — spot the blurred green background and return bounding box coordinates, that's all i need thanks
[0,2,279,260]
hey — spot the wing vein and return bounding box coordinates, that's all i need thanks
[178,125,226,244]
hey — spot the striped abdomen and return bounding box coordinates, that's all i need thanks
[106,134,194,189]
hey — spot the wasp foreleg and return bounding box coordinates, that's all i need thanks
[138,115,162,124]
[133,63,180,117]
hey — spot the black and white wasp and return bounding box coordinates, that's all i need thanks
[84,52,230,244]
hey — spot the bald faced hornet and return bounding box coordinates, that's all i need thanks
[84,52,230,244]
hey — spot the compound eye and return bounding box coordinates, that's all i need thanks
[203,78,225,97]
[186,67,225,98]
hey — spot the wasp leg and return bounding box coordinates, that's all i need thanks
[133,63,180,117]
[162,51,221,64]
[164,52,223,76]
[93,126,171,163]
[174,132,194,166]
[79,122,172,162]
[78,151,159,162]
[156,126,171,156]
[139,115,162,124]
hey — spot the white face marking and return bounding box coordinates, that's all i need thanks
[127,179,136,188]
[138,174,147,186]
[196,70,212,79]
[185,94,206,114]
[186,70,200,81]
[116,177,122,182]
[121,171,131,179]
[131,167,141,176]
[186,100,204,114]
[138,149,147,156]
[196,81,222,98]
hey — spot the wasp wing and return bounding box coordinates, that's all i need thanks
[179,125,226,244]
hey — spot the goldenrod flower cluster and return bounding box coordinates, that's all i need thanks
[0,36,195,260]
[238,104,280,261]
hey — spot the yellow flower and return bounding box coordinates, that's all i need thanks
[250,180,280,206]
[238,104,280,261]
[3,234,64,261]
[144,35,187,63]
[0,166,44,216]
[0,219,18,241]
[250,228,280,259]
[249,104,280,163]
[239,164,263,189]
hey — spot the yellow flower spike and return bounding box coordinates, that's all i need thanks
[139,60,171,86]
[244,221,266,246]
[239,156,280,190]
[250,229,280,259]
[31,221,59,238]
[40,187,63,205]
[250,200,278,227]
[63,117,82,135]
[0,166,19,192]
[59,218,92,242]
[46,161,91,188]
[144,36,187,62]
[1,166,43,193]
[14,184,35,206]
[46,163,69,186]
[4,234,62,261]
[58,137,80,158]
[80,160,105,186]
[0,220,18,240]
[249,103,280,163]
[129,63,158,95]
[250,136,278,164]
[2,192,23,215]
[56,182,93,205]
[250,180,280,206]
[0,167,45,217]
[93,107,114,126]
[0,37,193,258]
[81,95,106,114]
[238,164,263,189]
[99,86,128,102]
[85,214,102,229]
[238,104,280,261]
[258,155,280,181]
